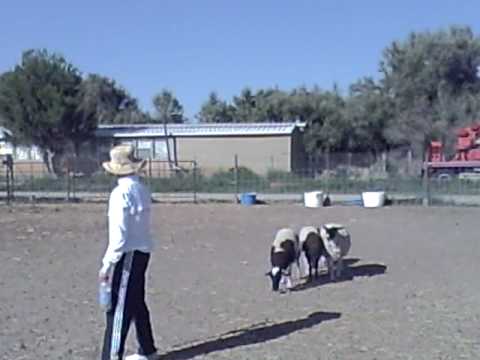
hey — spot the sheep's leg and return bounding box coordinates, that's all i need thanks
[287,264,294,289]
[286,275,293,290]
[328,258,336,281]
[319,255,326,272]
[279,275,287,292]
[297,257,303,280]
[304,253,311,281]
[336,258,343,278]
[284,264,293,290]
[299,252,309,278]
[292,258,300,282]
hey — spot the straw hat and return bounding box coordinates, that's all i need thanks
[102,144,146,176]
[320,223,351,261]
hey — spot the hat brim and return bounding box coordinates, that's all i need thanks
[102,159,147,176]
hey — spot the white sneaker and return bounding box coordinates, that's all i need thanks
[125,353,160,360]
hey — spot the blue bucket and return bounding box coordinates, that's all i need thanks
[240,192,257,206]
[344,198,363,206]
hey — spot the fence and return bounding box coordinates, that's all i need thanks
[3,159,199,203]
[3,152,480,206]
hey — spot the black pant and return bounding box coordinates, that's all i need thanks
[102,251,157,360]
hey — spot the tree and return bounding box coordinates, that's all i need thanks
[0,49,84,173]
[83,75,146,125]
[152,89,185,169]
[197,92,235,123]
[232,88,256,122]
[0,49,142,175]
[344,77,394,154]
[250,88,291,122]
[380,26,480,154]
[303,88,347,156]
[152,89,185,124]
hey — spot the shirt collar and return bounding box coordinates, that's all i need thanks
[117,175,140,186]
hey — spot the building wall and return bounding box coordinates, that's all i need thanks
[176,135,292,175]
[13,161,49,177]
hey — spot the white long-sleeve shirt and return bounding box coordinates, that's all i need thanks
[101,175,153,271]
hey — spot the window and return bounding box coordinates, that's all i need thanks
[137,139,152,159]
[154,139,168,160]
[31,146,42,160]
[14,146,31,160]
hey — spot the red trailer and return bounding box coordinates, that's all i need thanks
[426,123,480,180]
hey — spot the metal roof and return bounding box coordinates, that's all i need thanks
[96,122,306,138]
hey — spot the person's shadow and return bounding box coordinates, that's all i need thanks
[291,258,387,292]
[159,311,341,359]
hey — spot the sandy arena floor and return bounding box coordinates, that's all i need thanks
[0,203,479,359]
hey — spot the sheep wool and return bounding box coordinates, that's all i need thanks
[299,226,319,246]
[320,223,351,261]
[272,228,297,253]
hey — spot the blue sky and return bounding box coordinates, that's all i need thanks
[1,0,480,119]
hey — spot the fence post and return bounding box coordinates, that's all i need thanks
[10,157,14,202]
[4,155,14,204]
[30,161,34,197]
[66,164,71,202]
[234,154,239,203]
[422,161,430,206]
[193,161,198,204]
[72,159,77,201]
[5,163,10,205]
[407,148,413,176]
[325,149,331,195]
[347,152,352,178]
[382,151,388,174]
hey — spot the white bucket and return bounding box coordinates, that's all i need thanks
[362,191,386,208]
[304,191,324,208]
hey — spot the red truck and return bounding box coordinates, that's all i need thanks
[426,123,480,180]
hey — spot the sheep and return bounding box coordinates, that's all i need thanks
[266,228,300,292]
[319,223,351,281]
[298,226,325,281]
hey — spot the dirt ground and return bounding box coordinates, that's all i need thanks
[0,203,479,360]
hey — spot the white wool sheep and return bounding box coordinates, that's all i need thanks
[319,223,351,281]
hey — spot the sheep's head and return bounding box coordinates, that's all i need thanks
[265,266,282,291]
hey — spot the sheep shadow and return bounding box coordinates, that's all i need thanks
[338,257,361,267]
[292,260,387,292]
[158,311,341,360]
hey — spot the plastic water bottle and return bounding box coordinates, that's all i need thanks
[98,281,112,312]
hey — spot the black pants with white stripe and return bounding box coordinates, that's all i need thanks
[101,251,157,360]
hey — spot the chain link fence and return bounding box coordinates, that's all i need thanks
[3,151,480,206]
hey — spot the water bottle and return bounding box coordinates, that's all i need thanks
[98,280,112,312]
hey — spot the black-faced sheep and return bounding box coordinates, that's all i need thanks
[266,228,300,292]
[319,223,351,281]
